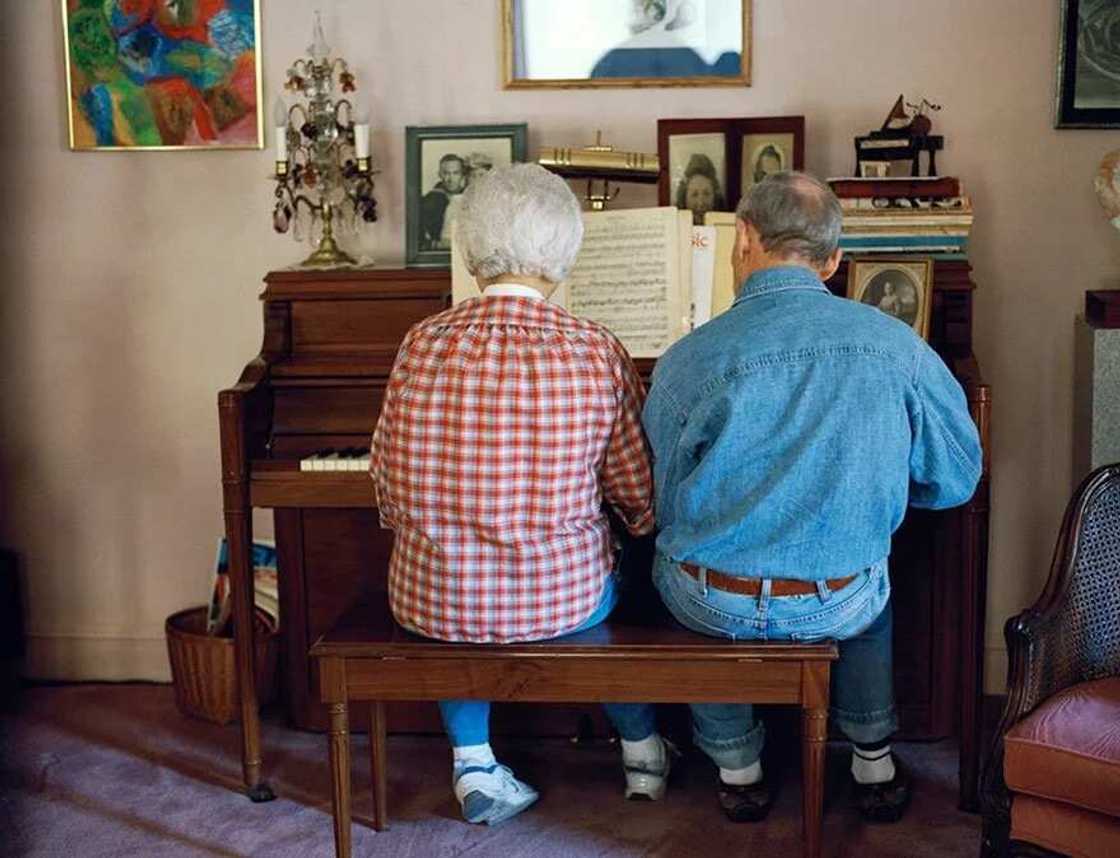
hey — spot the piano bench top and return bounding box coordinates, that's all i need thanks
[310,598,838,661]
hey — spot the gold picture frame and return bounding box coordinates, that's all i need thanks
[62,0,264,151]
[501,0,752,89]
[846,257,934,341]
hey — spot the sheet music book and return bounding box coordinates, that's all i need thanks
[451,207,723,358]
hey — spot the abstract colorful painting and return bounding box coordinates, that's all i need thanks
[63,0,263,150]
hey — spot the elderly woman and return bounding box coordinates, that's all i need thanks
[370,164,667,825]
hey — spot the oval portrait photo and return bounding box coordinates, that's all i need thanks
[861,269,920,327]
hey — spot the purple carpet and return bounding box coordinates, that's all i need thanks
[2,685,979,857]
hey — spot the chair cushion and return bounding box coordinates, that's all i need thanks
[1011,794,1120,858]
[1004,677,1120,818]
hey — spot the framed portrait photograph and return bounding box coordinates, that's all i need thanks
[62,0,264,150]
[846,257,934,341]
[502,0,751,89]
[1056,0,1120,128]
[405,124,528,268]
[658,116,804,223]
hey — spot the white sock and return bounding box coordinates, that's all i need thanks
[719,761,763,786]
[620,734,662,764]
[453,742,496,769]
[851,745,896,785]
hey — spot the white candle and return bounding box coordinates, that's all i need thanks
[354,105,370,159]
[273,96,288,163]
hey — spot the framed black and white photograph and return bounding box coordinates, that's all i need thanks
[502,0,751,88]
[1056,0,1120,128]
[847,257,934,340]
[666,127,728,225]
[406,124,528,267]
[658,116,804,221]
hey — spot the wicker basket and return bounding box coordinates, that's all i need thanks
[165,606,279,726]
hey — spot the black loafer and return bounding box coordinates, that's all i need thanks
[718,777,773,822]
[853,761,911,823]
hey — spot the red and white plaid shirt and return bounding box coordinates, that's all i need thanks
[371,285,654,643]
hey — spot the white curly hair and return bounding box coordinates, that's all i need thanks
[454,163,584,284]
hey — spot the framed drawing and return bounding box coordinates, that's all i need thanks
[1056,0,1120,128]
[847,257,934,341]
[405,124,528,268]
[658,116,804,223]
[62,0,264,150]
[502,0,751,89]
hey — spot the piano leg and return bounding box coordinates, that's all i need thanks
[226,506,275,802]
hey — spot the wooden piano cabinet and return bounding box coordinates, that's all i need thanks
[219,269,451,801]
[219,263,990,809]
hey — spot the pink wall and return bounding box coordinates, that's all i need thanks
[5,1,1119,689]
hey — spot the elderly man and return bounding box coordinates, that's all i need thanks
[640,171,982,822]
[371,163,667,825]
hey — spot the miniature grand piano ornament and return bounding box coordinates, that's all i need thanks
[537,131,659,210]
[854,95,945,178]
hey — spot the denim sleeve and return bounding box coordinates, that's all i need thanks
[908,344,983,509]
[641,381,685,529]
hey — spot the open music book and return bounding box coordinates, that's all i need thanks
[452,207,737,359]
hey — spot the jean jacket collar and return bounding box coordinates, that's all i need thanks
[732,265,830,307]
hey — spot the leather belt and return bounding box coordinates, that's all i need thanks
[679,562,856,597]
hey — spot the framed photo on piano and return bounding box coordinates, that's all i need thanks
[405,123,528,268]
[657,116,804,223]
[846,257,934,341]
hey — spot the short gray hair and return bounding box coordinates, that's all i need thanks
[736,171,842,265]
[455,163,584,284]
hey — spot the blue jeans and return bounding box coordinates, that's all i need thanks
[647,555,899,769]
[438,572,656,746]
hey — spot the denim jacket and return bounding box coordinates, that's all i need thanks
[642,265,983,580]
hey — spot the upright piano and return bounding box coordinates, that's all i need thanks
[218,262,991,807]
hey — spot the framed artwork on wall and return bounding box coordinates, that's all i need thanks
[502,0,751,89]
[657,116,804,224]
[1056,0,1120,128]
[405,124,528,268]
[847,257,934,341]
[62,0,264,150]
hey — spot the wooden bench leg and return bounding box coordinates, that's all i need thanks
[801,660,830,858]
[328,701,352,858]
[802,705,827,858]
[369,701,388,831]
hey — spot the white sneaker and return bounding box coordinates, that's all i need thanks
[453,763,539,825]
[623,736,677,800]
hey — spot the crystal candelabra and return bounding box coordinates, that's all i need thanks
[271,13,377,267]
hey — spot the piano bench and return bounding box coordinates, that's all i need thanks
[310,599,838,858]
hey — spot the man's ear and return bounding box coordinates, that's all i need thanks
[733,218,753,265]
[817,247,843,282]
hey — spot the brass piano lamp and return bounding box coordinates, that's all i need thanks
[538,131,660,210]
[271,13,378,268]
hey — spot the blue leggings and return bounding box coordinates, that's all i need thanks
[438,574,656,746]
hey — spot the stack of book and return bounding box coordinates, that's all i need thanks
[206,537,279,635]
[828,176,973,256]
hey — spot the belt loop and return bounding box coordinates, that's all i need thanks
[698,566,709,597]
[759,578,772,615]
[816,579,833,603]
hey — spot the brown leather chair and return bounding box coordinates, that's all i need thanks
[981,464,1120,858]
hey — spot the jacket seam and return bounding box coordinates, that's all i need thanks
[688,345,912,401]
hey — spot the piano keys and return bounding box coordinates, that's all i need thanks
[299,448,372,472]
